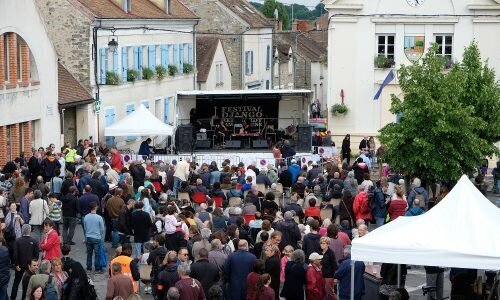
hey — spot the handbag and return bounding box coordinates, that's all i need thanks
[341,200,354,227]
[3,213,16,241]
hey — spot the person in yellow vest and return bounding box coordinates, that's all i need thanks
[63,145,77,174]
[109,243,140,293]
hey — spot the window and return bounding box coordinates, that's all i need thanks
[104,107,115,146]
[377,35,395,58]
[245,51,254,75]
[216,63,223,86]
[17,39,22,81]
[266,45,270,70]
[435,35,453,60]
[4,35,9,81]
[164,97,171,124]
[266,80,270,89]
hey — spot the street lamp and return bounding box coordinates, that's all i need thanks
[108,30,118,53]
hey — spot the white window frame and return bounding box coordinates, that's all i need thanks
[434,34,453,59]
[376,34,395,58]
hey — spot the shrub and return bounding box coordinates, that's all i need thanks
[168,64,178,76]
[142,67,155,80]
[374,55,395,68]
[126,69,138,82]
[183,63,193,74]
[155,65,167,80]
[331,103,348,115]
[105,71,119,85]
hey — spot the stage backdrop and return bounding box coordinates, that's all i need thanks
[196,97,280,132]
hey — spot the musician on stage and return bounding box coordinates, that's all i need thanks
[240,119,251,133]
[139,138,154,158]
[214,118,228,146]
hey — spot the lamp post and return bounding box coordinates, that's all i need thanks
[108,30,118,53]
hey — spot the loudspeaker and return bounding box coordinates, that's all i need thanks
[176,124,193,153]
[196,132,207,140]
[252,139,268,149]
[195,140,211,149]
[297,124,313,152]
[225,140,242,149]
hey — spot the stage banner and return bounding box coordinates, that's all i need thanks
[196,97,280,130]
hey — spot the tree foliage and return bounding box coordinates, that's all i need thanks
[285,4,314,21]
[378,42,500,183]
[261,0,289,29]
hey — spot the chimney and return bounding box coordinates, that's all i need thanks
[292,19,298,31]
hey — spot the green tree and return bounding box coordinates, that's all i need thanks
[378,43,500,183]
[285,4,314,21]
[262,0,289,29]
[313,3,325,18]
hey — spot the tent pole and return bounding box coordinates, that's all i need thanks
[397,264,401,288]
[351,259,355,300]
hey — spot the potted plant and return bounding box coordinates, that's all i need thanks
[155,65,167,80]
[105,71,120,85]
[374,55,395,68]
[183,63,193,74]
[142,67,155,80]
[126,69,138,82]
[168,64,178,76]
[331,103,348,115]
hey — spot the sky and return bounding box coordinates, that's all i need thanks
[252,0,322,10]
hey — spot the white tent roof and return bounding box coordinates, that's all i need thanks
[352,175,500,270]
[105,104,174,136]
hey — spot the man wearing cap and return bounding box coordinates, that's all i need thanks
[306,252,325,300]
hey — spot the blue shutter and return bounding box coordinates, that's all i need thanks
[121,47,128,83]
[188,43,193,64]
[164,97,170,124]
[161,44,168,67]
[266,45,270,69]
[148,45,156,69]
[138,46,143,79]
[126,104,136,141]
[179,43,184,73]
[142,100,149,109]
[113,49,119,76]
[104,108,115,146]
[99,48,106,84]
[251,51,254,74]
[245,51,249,75]
[173,44,178,70]
[133,47,139,73]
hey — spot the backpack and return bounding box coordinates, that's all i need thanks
[87,279,98,300]
[367,186,376,209]
[44,276,58,300]
[2,213,16,241]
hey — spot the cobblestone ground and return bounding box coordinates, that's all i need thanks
[7,193,499,300]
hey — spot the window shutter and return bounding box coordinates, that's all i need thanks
[173,44,178,69]
[188,43,193,64]
[113,49,119,76]
[164,97,170,123]
[179,43,184,73]
[250,51,254,74]
[133,47,139,73]
[266,45,270,69]
[142,100,149,109]
[148,45,156,69]
[121,47,128,83]
[138,46,143,79]
[245,51,249,75]
[161,44,168,67]
[99,48,106,84]
[126,104,136,141]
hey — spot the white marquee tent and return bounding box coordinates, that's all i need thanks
[104,104,174,136]
[352,175,500,270]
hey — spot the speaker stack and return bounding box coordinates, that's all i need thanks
[252,140,268,149]
[225,140,242,149]
[297,124,313,152]
[175,124,193,153]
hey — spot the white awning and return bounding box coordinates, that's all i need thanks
[105,104,174,136]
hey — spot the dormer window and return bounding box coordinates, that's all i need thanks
[165,0,172,14]
[123,0,131,13]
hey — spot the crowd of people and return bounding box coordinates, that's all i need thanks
[0,138,494,300]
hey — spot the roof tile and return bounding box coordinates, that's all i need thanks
[196,37,220,82]
[77,0,197,19]
[58,62,94,107]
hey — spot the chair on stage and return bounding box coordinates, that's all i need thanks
[256,184,267,194]
[193,192,207,205]
[212,196,224,208]
[228,197,242,207]
[244,214,255,224]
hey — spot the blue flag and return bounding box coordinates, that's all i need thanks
[374,69,395,100]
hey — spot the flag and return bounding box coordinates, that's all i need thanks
[373,69,395,100]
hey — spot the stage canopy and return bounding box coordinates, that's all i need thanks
[105,104,174,136]
[352,175,500,270]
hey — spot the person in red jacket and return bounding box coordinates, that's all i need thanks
[304,198,321,221]
[388,185,408,221]
[110,147,123,172]
[352,186,372,223]
[40,219,61,260]
[306,252,325,300]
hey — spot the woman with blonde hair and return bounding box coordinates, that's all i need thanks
[263,244,281,299]
[50,258,68,298]
[280,245,294,283]
[388,185,408,221]
[319,236,338,300]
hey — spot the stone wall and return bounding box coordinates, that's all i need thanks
[275,55,309,89]
[181,0,247,89]
[35,0,93,90]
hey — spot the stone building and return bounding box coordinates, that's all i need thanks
[182,0,273,89]
[196,37,232,90]
[273,32,327,112]
[36,0,199,150]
